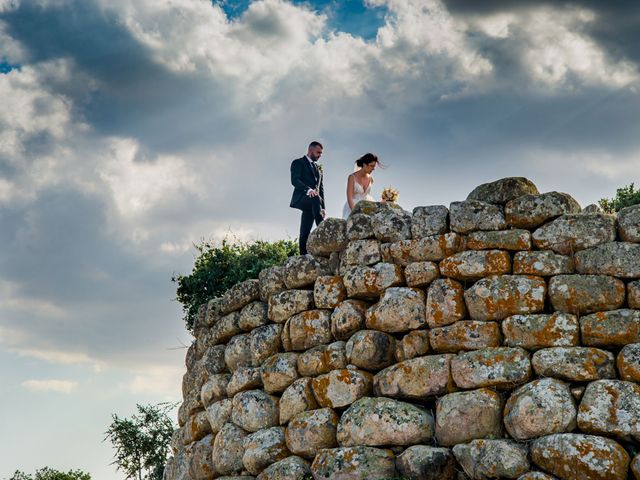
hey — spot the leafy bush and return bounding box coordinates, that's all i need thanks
[173,237,298,331]
[598,183,640,213]
[7,468,91,480]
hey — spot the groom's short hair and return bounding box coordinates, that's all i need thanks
[308,141,323,150]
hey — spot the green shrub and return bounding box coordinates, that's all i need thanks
[598,183,640,213]
[7,468,91,480]
[173,237,298,331]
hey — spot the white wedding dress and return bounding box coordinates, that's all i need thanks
[343,179,375,219]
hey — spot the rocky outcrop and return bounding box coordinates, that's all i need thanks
[167,176,640,480]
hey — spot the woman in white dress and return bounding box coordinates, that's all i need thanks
[342,153,379,219]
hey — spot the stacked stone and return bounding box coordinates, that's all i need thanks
[165,177,640,480]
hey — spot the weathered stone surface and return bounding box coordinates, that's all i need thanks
[396,445,457,480]
[204,298,222,328]
[575,242,640,278]
[212,312,243,345]
[632,455,640,480]
[346,213,374,240]
[283,310,332,351]
[267,290,314,323]
[259,266,286,303]
[307,218,348,256]
[278,377,318,425]
[372,207,412,242]
[345,329,396,370]
[314,275,347,308]
[404,261,439,287]
[618,343,640,382]
[249,324,282,365]
[212,423,248,476]
[581,309,640,347]
[467,177,539,205]
[412,205,449,238]
[386,234,463,266]
[231,390,279,432]
[178,395,204,427]
[548,275,625,315]
[467,229,532,251]
[220,279,261,315]
[242,426,290,475]
[454,439,529,480]
[505,191,581,229]
[435,388,503,446]
[430,321,501,353]
[239,301,269,331]
[449,200,507,234]
[342,240,381,266]
[426,278,467,327]
[630,281,640,308]
[311,446,397,480]
[517,473,557,480]
[618,204,640,242]
[297,341,346,376]
[532,214,616,255]
[261,353,299,394]
[395,330,431,361]
[504,378,576,440]
[502,313,579,350]
[312,368,373,408]
[374,354,455,400]
[225,334,254,372]
[184,410,212,444]
[165,446,192,480]
[342,263,404,299]
[206,399,233,434]
[440,250,511,281]
[338,397,434,447]
[189,435,214,480]
[201,374,231,408]
[452,347,531,389]
[464,275,546,321]
[578,379,640,441]
[365,287,426,333]
[283,255,331,289]
[331,299,368,340]
[256,456,311,480]
[531,434,629,480]
[532,347,616,381]
[227,367,263,397]
[285,408,339,459]
[513,250,574,276]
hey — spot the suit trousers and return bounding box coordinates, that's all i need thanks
[297,195,323,254]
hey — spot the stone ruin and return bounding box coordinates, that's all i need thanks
[164,177,640,480]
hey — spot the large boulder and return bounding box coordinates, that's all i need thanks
[429,321,501,353]
[285,408,339,459]
[404,261,439,287]
[531,347,616,382]
[239,301,269,331]
[312,368,373,408]
[267,290,314,323]
[342,263,404,299]
[372,207,412,242]
[231,390,279,432]
[575,242,640,278]
[242,427,290,475]
[261,353,299,394]
[453,440,529,480]
[464,275,546,321]
[374,354,455,400]
[259,266,286,302]
[365,287,427,333]
[342,240,382,267]
[439,250,511,281]
[618,343,640,382]
[467,177,539,204]
[395,330,431,361]
[331,299,368,340]
[212,422,248,476]
[205,398,233,434]
[411,205,449,238]
[278,377,318,425]
[502,312,579,350]
[532,214,616,255]
[307,218,348,256]
[256,456,311,480]
[201,374,231,408]
[345,330,396,371]
[282,309,333,351]
[630,281,640,308]
[297,341,346,376]
[548,275,625,315]
[311,446,397,480]
[618,204,640,242]
[250,324,282,365]
[581,309,640,347]
[283,255,331,289]
[513,250,574,276]
[386,234,462,265]
[220,279,261,315]
[505,191,581,228]
[504,378,576,440]
[337,397,434,447]
[451,347,531,389]
[530,434,629,480]
[396,446,457,480]
[346,213,374,240]
[314,276,347,309]
[466,229,532,251]
[225,334,254,372]
[449,200,507,234]
[435,388,503,446]
[211,312,243,345]
[426,278,467,327]
[226,367,263,397]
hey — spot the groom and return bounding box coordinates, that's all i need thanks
[290,141,326,255]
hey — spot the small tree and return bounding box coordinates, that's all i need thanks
[105,403,176,480]
[7,468,91,480]
[598,183,640,213]
[173,237,298,331]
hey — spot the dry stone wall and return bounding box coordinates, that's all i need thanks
[165,177,640,480]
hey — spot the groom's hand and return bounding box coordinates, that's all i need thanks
[321,209,326,219]
[307,189,319,197]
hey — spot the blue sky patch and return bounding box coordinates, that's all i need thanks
[213,0,388,39]
[0,61,19,74]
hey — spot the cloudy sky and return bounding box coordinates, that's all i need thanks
[0,0,638,477]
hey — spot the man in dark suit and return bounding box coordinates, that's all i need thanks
[290,141,325,255]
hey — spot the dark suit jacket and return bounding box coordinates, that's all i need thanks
[290,156,325,210]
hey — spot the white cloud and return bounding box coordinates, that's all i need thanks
[127,364,183,398]
[21,379,78,394]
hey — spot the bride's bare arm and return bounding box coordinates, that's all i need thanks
[346,174,356,209]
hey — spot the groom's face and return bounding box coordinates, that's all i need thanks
[308,145,323,162]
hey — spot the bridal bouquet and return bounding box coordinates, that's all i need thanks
[381,187,399,202]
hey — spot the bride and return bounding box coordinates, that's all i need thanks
[342,153,379,219]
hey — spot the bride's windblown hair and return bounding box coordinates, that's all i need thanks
[355,153,386,169]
